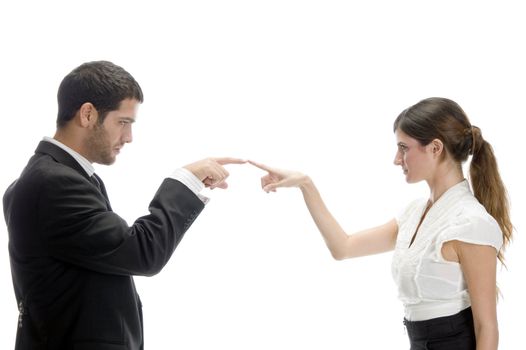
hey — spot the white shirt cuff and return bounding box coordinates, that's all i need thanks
[169,168,209,204]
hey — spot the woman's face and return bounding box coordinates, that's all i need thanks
[393,128,436,183]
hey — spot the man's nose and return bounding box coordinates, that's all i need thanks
[123,126,133,143]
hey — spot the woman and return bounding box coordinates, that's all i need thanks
[249,97,512,349]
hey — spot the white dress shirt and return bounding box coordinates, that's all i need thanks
[42,137,207,203]
[392,180,503,321]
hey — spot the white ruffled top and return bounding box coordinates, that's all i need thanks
[392,180,503,321]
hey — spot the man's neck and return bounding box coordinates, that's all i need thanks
[44,135,95,176]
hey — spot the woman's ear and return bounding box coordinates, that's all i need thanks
[431,138,444,158]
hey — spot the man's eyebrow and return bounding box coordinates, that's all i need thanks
[119,117,136,123]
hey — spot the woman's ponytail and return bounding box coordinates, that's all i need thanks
[469,126,513,264]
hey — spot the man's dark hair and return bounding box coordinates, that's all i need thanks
[56,61,144,128]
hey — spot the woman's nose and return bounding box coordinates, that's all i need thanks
[393,151,402,166]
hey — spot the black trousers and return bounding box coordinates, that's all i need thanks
[403,307,476,350]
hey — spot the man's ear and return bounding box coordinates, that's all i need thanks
[431,138,444,157]
[78,102,99,128]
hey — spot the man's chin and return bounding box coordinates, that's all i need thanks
[96,156,117,166]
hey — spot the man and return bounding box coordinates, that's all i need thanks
[3,61,244,349]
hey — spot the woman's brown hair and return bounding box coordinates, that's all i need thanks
[393,97,512,263]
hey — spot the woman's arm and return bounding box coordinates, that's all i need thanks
[249,160,398,260]
[445,240,499,350]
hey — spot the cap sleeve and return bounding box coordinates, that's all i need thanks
[438,213,503,254]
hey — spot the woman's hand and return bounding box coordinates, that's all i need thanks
[248,160,397,260]
[248,160,309,192]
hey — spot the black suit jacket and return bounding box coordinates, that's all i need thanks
[3,141,205,350]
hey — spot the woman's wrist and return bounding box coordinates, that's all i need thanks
[298,175,314,191]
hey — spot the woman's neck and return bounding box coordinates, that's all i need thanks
[426,161,464,204]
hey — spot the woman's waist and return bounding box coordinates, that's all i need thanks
[403,298,471,321]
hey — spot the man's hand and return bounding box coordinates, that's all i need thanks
[184,157,246,189]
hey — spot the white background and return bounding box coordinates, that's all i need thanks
[1,0,524,348]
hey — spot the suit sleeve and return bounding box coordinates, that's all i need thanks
[39,173,205,276]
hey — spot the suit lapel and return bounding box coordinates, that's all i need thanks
[92,173,113,211]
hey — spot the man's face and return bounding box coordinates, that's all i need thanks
[86,98,139,165]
